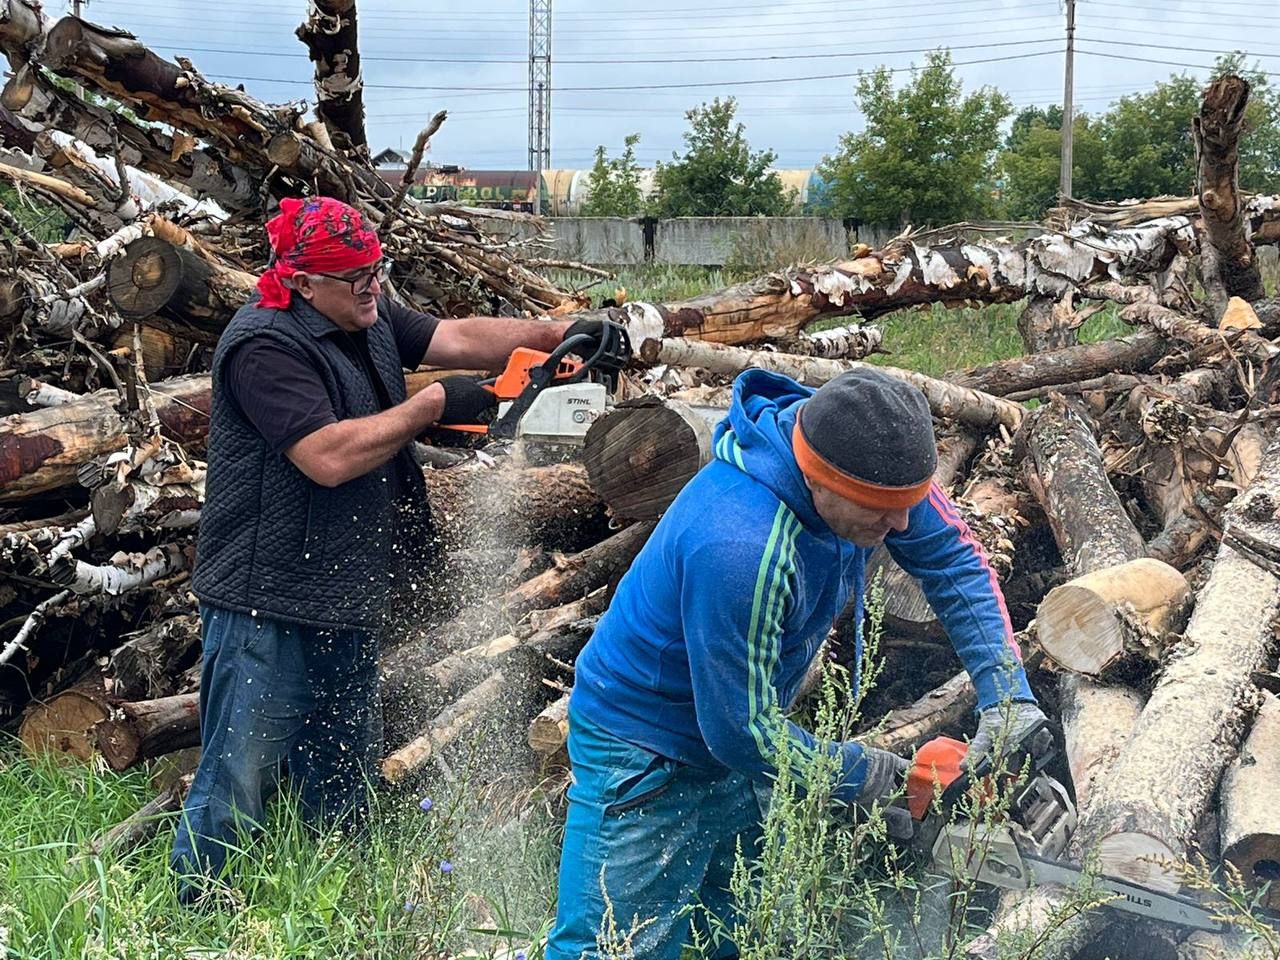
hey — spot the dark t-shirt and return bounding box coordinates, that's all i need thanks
[225,296,438,455]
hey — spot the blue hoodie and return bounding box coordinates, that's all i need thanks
[570,369,1033,804]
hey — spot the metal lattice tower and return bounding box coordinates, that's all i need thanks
[528,0,552,173]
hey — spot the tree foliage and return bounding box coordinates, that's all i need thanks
[651,97,793,217]
[816,50,1011,226]
[581,133,645,217]
[998,54,1280,220]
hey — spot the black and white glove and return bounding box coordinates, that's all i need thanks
[968,701,1049,765]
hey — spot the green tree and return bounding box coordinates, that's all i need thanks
[651,97,793,217]
[817,50,1011,226]
[999,107,1105,220]
[580,133,645,217]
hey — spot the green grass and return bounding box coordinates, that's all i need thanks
[0,740,560,959]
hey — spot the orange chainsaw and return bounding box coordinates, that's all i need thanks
[904,720,1262,933]
[434,318,629,446]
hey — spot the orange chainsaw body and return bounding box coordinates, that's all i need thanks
[435,348,584,436]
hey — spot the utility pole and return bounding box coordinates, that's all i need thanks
[528,0,552,174]
[1059,0,1076,199]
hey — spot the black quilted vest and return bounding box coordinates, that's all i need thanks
[192,295,427,630]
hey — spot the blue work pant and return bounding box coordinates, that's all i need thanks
[546,708,763,960]
[170,604,381,898]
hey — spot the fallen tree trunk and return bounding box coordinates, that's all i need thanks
[94,692,201,771]
[106,235,257,343]
[1077,438,1280,895]
[423,458,605,551]
[1035,557,1189,678]
[601,214,1227,349]
[1219,691,1280,912]
[297,0,367,157]
[0,374,211,501]
[1195,74,1266,317]
[503,521,654,618]
[638,337,1024,432]
[1123,301,1276,370]
[966,397,1154,959]
[582,395,724,521]
[950,329,1169,398]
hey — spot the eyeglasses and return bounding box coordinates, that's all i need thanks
[310,259,394,296]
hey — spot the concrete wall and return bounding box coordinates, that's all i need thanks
[544,218,646,265]
[542,217,858,266]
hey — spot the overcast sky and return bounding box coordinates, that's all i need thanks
[76,0,1277,172]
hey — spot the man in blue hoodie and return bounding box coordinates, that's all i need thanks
[545,367,1043,960]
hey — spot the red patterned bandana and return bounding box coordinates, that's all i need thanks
[256,196,383,309]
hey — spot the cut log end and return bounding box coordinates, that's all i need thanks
[18,689,110,762]
[583,398,719,520]
[1095,832,1181,893]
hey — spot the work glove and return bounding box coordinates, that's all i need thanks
[436,375,498,426]
[854,746,914,840]
[561,314,632,372]
[968,700,1049,766]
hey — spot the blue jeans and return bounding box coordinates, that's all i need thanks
[170,605,382,896]
[546,709,762,960]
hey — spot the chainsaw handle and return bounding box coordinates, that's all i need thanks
[906,737,969,821]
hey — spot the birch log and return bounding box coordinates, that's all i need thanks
[0,374,211,501]
[297,0,368,157]
[1076,438,1280,896]
[638,337,1024,432]
[1035,558,1189,678]
[1219,691,1280,912]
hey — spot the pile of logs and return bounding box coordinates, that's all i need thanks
[2,6,1279,953]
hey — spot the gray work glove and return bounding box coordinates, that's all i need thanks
[854,746,914,840]
[968,701,1048,765]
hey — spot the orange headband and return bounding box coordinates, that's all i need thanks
[792,415,932,510]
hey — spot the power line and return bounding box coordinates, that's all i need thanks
[207,48,1062,93]
[1077,36,1280,61]
[92,1,1066,39]
[141,36,1060,67]
[1075,47,1280,78]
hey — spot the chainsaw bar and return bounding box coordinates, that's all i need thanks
[1021,852,1227,933]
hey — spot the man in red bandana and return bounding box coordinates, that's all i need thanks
[171,196,618,902]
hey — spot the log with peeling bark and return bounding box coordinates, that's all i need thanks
[777,324,883,359]
[94,692,200,771]
[1034,557,1189,678]
[423,458,606,551]
[69,774,193,870]
[950,328,1170,397]
[638,337,1024,432]
[1195,75,1266,318]
[298,0,368,158]
[1015,293,1080,354]
[106,236,257,343]
[605,216,1240,348]
[101,613,200,701]
[1077,441,1280,894]
[0,374,211,501]
[382,671,510,783]
[1219,691,1280,912]
[503,521,654,618]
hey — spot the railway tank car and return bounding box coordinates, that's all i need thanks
[376,162,832,216]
